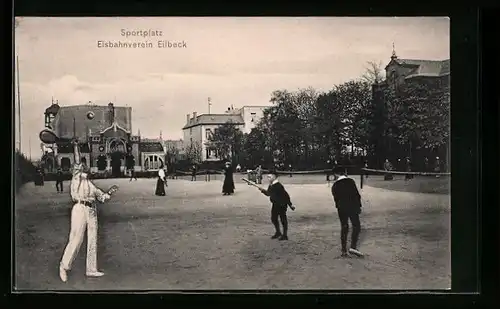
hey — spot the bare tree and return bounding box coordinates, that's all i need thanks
[185,141,202,163]
[165,143,180,166]
[362,61,385,85]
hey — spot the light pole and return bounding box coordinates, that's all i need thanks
[16,55,21,153]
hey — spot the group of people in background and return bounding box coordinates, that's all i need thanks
[383,156,442,181]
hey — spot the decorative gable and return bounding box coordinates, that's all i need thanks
[100,122,130,139]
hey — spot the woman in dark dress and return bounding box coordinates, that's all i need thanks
[222,161,235,195]
[155,164,166,196]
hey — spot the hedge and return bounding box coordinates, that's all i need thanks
[15,150,37,193]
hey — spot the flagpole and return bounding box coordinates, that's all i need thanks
[208,97,211,114]
[17,55,22,152]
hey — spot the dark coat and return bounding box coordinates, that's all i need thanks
[261,181,292,208]
[331,177,362,211]
[222,166,235,193]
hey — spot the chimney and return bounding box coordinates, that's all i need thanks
[186,114,190,124]
[193,112,197,119]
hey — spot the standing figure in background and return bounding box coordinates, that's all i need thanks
[236,163,242,173]
[155,164,166,196]
[331,172,363,258]
[405,157,413,181]
[288,164,293,177]
[171,162,177,179]
[326,160,332,184]
[129,166,137,181]
[255,165,263,184]
[434,156,441,178]
[56,167,64,193]
[128,155,137,181]
[34,167,45,186]
[383,159,393,181]
[191,164,197,181]
[59,139,118,282]
[424,156,429,172]
[364,160,369,179]
[222,161,235,195]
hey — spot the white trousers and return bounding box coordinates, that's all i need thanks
[60,203,98,272]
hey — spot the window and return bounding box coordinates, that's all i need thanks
[250,112,256,122]
[206,148,210,159]
[144,155,164,170]
[205,129,212,139]
[214,128,219,136]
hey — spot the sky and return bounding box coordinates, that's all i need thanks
[14,17,449,159]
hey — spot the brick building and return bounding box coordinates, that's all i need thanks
[371,48,450,170]
[41,101,165,176]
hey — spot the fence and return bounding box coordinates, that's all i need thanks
[359,168,451,189]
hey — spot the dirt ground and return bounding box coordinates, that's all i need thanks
[14,175,451,290]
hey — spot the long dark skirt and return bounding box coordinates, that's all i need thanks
[222,175,235,194]
[155,178,166,196]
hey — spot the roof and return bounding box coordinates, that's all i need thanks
[182,114,244,129]
[45,103,60,115]
[240,105,270,108]
[395,58,450,78]
[139,142,164,153]
[51,105,132,140]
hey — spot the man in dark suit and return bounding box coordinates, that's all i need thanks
[331,173,364,257]
[127,155,137,181]
[55,167,64,193]
[191,164,197,181]
[259,171,295,241]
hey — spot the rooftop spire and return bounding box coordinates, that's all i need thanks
[391,42,397,60]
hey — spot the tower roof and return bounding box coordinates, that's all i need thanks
[183,114,244,129]
[45,103,60,115]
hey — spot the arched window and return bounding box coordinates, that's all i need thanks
[81,157,87,165]
[109,139,125,153]
[144,155,164,170]
[61,157,71,171]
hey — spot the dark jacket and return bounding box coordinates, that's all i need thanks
[261,181,292,207]
[331,177,362,211]
[56,170,63,181]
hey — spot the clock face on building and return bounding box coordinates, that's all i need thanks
[99,145,105,152]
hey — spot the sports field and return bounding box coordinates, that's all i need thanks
[14,175,451,290]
